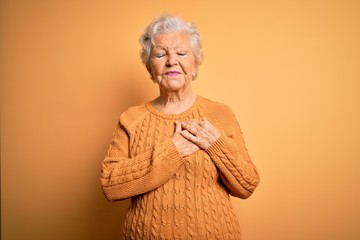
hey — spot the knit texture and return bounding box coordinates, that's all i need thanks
[101,96,260,240]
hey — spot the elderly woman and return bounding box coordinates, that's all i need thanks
[101,14,260,239]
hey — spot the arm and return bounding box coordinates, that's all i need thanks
[101,121,184,201]
[205,110,260,199]
[179,110,260,199]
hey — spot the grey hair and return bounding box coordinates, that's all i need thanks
[139,14,204,71]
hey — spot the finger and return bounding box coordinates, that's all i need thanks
[174,121,182,133]
[181,121,199,135]
[202,118,210,126]
[180,130,199,143]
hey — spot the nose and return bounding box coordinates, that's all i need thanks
[166,53,178,66]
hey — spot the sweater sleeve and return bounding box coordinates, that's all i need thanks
[205,106,260,199]
[101,120,184,201]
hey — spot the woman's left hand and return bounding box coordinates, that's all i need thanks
[180,118,221,150]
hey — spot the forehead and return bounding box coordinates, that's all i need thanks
[153,31,191,49]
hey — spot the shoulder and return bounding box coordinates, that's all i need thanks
[119,103,149,129]
[199,96,235,119]
[199,96,240,136]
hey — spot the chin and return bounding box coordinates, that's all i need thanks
[163,78,185,88]
[165,85,184,92]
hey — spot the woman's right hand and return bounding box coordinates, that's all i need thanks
[172,121,200,157]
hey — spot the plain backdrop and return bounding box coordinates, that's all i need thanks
[1,0,360,239]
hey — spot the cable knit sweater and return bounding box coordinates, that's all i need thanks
[101,96,260,240]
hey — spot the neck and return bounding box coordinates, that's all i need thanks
[159,88,194,103]
[153,90,197,114]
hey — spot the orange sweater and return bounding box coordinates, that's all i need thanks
[101,96,260,239]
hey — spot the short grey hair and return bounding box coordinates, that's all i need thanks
[139,15,204,70]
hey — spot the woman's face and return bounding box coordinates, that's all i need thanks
[149,31,198,93]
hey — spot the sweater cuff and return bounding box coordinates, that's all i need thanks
[160,138,184,166]
[205,134,230,157]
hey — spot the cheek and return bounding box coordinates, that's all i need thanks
[184,62,198,76]
[150,61,163,75]
[149,65,164,83]
[147,64,157,79]
[182,58,196,70]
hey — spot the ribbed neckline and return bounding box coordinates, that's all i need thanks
[145,95,203,120]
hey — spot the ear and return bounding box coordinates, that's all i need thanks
[192,68,198,81]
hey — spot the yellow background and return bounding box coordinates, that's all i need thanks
[2,0,360,239]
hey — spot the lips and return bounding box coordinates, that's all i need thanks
[165,71,180,76]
